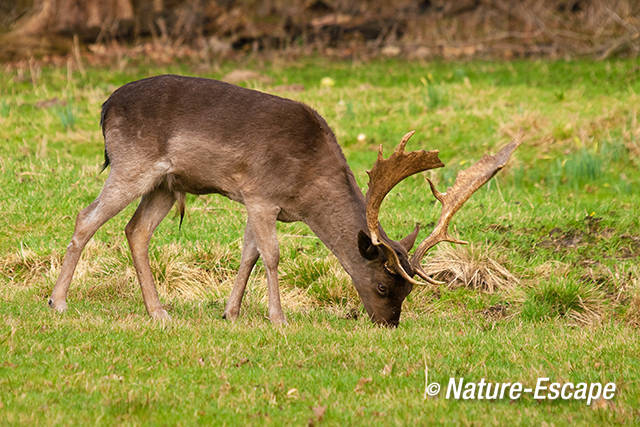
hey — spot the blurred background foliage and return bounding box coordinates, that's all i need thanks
[0,0,639,62]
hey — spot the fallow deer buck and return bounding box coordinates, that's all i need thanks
[49,74,520,326]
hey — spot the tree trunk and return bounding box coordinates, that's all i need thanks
[1,0,137,60]
[11,0,134,39]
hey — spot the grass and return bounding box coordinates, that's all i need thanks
[1,57,639,424]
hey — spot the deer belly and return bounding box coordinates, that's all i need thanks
[166,173,244,203]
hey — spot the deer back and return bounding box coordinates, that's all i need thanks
[100,74,358,221]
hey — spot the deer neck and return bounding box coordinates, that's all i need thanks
[303,171,370,282]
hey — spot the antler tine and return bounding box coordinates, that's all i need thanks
[413,266,445,285]
[365,131,444,245]
[410,139,521,272]
[396,129,415,153]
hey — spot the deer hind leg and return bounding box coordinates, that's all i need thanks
[125,187,176,320]
[223,221,259,321]
[244,202,286,325]
[49,172,157,312]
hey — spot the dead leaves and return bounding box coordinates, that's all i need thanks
[233,358,250,368]
[353,377,372,394]
[287,388,299,400]
[380,361,394,376]
[308,404,327,426]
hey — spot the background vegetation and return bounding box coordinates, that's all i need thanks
[1,0,639,61]
[1,57,639,424]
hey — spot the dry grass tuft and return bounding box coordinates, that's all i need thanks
[626,293,640,327]
[0,240,240,303]
[280,250,358,310]
[151,242,236,301]
[566,287,608,326]
[616,266,640,327]
[0,245,55,286]
[422,243,518,293]
[0,237,353,315]
[258,286,318,313]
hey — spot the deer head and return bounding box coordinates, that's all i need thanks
[357,131,521,326]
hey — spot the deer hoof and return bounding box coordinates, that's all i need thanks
[48,298,67,313]
[150,308,171,321]
[222,309,239,321]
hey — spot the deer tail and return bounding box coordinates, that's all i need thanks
[99,99,111,173]
[176,191,186,230]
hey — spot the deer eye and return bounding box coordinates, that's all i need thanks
[376,283,389,297]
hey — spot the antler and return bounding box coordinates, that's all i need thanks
[364,131,444,283]
[410,139,522,278]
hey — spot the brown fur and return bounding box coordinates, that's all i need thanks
[49,75,419,326]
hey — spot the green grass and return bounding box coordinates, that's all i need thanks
[1,58,639,424]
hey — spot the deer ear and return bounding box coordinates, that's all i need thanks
[358,230,378,260]
[399,223,420,252]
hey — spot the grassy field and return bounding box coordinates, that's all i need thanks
[1,57,639,425]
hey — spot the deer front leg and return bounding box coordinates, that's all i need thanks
[125,187,176,320]
[245,202,286,325]
[223,222,259,321]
